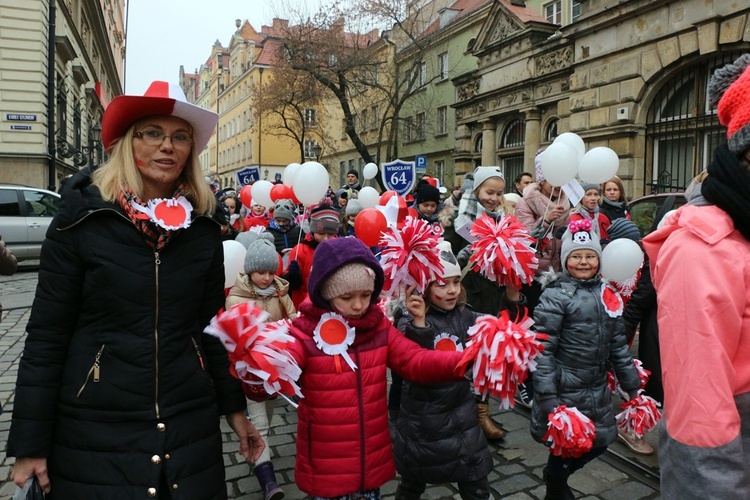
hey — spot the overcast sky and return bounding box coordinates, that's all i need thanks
[123,0,316,95]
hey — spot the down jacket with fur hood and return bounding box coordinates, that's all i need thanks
[7,169,247,499]
[530,272,640,448]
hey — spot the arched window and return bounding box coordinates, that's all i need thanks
[473,134,482,153]
[644,53,737,193]
[545,118,559,143]
[499,119,525,185]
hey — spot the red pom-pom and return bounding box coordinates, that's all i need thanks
[469,214,538,288]
[455,310,545,409]
[616,393,662,438]
[379,216,444,297]
[543,405,597,458]
[204,301,303,402]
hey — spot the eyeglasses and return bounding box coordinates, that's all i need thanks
[134,128,193,148]
[568,254,599,262]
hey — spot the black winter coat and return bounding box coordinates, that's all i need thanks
[392,304,492,484]
[530,274,640,449]
[7,169,247,499]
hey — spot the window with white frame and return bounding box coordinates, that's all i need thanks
[304,139,320,159]
[572,1,581,22]
[438,52,448,80]
[304,108,317,127]
[419,61,426,87]
[415,112,425,140]
[361,109,369,133]
[435,160,445,181]
[404,116,413,142]
[371,105,379,130]
[436,106,448,135]
[544,1,562,24]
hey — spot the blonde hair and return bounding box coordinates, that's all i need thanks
[92,121,216,215]
[474,179,516,215]
[601,176,628,204]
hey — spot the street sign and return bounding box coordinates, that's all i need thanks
[10,125,31,130]
[236,166,260,186]
[381,159,416,196]
[415,155,427,174]
[6,114,37,121]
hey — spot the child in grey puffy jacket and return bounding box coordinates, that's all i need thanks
[530,220,640,499]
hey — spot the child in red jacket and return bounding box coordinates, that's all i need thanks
[285,237,466,499]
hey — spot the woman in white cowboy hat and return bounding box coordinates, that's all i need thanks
[8,81,263,499]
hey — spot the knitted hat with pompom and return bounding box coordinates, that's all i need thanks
[708,53,750,154]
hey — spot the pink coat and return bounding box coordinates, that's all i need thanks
[643,204,750,497]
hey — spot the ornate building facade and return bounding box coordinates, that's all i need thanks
[0,0,124,190]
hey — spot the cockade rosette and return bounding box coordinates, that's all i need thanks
[313,312,357,373]
[455,310,546,409]
[543,405,597,458]
[468,214,539,288]
[131,196,193,230]
[204,301,303,405]
[379,216,444,298]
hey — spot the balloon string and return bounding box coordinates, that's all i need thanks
[532,188,557,253]
[292,205,309,262]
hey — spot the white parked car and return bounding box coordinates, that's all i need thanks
[0,184,61,261]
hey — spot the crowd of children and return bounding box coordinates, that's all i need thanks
[214,164,657,500]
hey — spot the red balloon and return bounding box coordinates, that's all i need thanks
[406,207,419,220]
[355,208,387,247]
[270,183,291,202]
[239,185,252,207]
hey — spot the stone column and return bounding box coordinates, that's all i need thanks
[480,119,496,166]
[523,107,541,172]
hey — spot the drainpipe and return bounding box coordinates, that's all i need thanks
[47,1,57,191]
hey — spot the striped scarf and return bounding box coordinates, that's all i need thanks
[118,185,186,251]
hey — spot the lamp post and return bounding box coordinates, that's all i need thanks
[70,123,102,169]
[311,143,322,161]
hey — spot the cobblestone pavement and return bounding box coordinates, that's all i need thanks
[0,269,661,499]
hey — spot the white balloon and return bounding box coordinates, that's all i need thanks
[578,147,619,184]
[283,163,301,186]
[540,142,579,187]
[293,162,330,205]
[358,186,380,209]
[554,132,586,162]
[600,239,643,282]
[222,240,247,288]
[363,162,378,180]
[251,180,274,209]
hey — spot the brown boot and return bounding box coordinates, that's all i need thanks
[477,401,506,440]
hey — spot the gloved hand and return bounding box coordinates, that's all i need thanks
[456,246,472,268]
[284,260,302,290]
[538,397,559,416]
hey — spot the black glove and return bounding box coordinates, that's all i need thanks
[538,397,559,416]
[284,260,302,290]
[456,246,472,268]
[627,389,639,401]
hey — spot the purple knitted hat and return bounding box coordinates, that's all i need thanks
[307,237,384,309]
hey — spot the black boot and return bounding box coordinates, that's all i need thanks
[253,461,284,500]
[543,468,575,500]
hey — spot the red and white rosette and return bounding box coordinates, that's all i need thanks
[379,217,444,298]
[313,312,357,373]
[469,214,538,288]
[543,405,597,458]
[434,333,464,352]
[600,283,624,318]
[204,301,303,405]
[132,196,193,230]
[616,393,662,438]
[455,310,546,409]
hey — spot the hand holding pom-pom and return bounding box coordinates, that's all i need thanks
[204,302,303,405]
[469,214,538,288]
[616,393,662,438]
[543,405,597,458]
[455,310,545,409]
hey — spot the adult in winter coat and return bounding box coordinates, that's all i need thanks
[643,54,750,499]
[8,81,263,498]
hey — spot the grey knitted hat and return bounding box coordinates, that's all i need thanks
[273,199,296,221]
[345,199,363,217]
[235,230,260,249]
[607,218,641,242]
[321,263,376,301]
[560,220,602,274]
[244,233,279,274]
[580,182,601,194]
[472,166,504,191]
